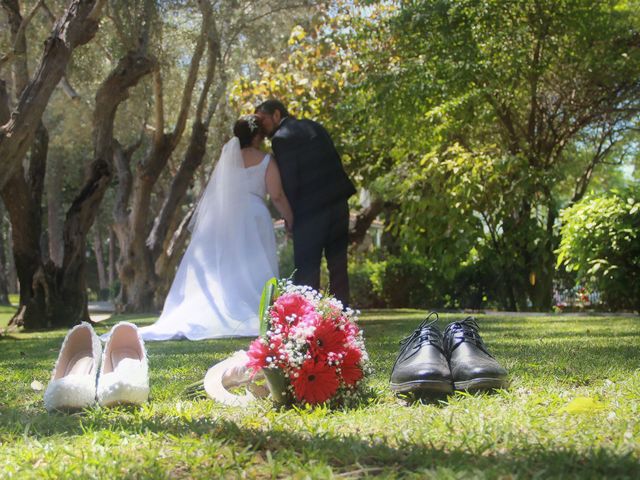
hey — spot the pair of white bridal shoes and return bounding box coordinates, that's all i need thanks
[44,322,149,412]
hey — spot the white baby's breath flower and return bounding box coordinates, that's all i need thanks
[243,115,259,133]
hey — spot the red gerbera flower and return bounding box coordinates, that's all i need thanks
[310,320,347,358]
[291,359,339,404]
[340,347,363,386]
[246,338,273,374]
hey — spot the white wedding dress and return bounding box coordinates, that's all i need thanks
[139,138,278,341]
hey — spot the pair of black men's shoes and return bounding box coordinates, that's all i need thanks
[390,313,508,395]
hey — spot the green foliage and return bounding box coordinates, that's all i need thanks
[348,250,498,310]
[348,257,383,309]
[277,241,295,279]
[557,186,640,311]
[348,252,448,309]
[258,277,278,336]
[371,252,437,309]
[347,0,640,309]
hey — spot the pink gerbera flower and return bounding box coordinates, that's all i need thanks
[291,359,339,404]
[270,293,314,332]
[343,320,360,340]
[246,338,273,374]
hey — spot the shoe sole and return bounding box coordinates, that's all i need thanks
[99,400,145,408]
[390,379,453,395]
[98,385,149,407]
[454,377,509,392]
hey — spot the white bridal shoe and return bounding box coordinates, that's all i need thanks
[44,322,102,412]
[97,322,150,407]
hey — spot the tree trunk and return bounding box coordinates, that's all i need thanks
[3,177,46,327]
[0,0,106,190]
[51,50,156,325]
[114,0,218,313]
[6,50,155,329]
[526,198,557,311]
[116,140,171,313]
[111,141,135,310]
[2,0,29,97]
[0,78,9,128]
[349,198,385,246]
[153,206,194,309]
[93,223,107,299]
[6,223,17,294]
[46,153,64,266]
[502,192,558,311]
[0,202,10,305]
[2,121,48,329]
[147,120,208,260]
[108,226,116,294]
[0,84,10,305]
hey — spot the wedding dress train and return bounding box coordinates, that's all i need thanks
[139,138,278,341]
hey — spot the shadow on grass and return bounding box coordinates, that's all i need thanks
[1,313,639,476]
[0,405,636,477]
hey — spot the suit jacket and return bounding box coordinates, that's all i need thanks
[271,117,356,219]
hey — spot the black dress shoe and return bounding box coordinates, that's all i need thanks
[390,313,453,395]
[443,317,508,392]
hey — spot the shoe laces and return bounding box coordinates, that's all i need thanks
[398,312,445,360]
[443,316,492,358]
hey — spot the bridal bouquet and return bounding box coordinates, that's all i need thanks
[246,280,369,406]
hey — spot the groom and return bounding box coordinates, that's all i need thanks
[256,100,356,306]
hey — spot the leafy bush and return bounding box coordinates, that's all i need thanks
[348,258,384,309]
[557,187,640,311]
[277,241,296,279]
[349,252,445,308]
[372,254,426,308]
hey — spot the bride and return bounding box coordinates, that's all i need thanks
[139,115,294,341]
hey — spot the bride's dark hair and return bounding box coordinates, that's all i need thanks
[233,115,263,148]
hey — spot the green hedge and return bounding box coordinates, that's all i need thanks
[348,252,450,310]
[557,187,640,312]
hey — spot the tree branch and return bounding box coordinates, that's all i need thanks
[170,0,212,147]
[15,0,45,45]
[571,125,619,204]
[0,0,107,190]
[0,80,9,121]
[152,68,164,145]
[349,197,384,245]
[63,48,155,272]
[146,3,221,259]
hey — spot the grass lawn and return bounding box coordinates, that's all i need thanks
[0,307,639,478]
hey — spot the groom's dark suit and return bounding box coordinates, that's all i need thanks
[271,117,356,305]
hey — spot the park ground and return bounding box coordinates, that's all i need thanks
[0,306,639,478]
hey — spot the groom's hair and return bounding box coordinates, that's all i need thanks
[255,99,289,118]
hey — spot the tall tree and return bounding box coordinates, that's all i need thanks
[112,0,315,312]
[357,0,640,309]
[2,0,155,328]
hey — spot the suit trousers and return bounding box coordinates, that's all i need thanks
[293,200,350,307]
